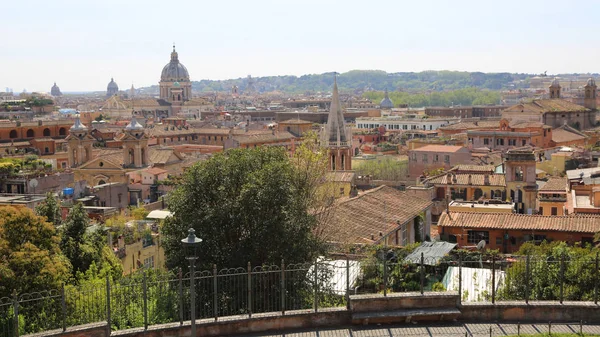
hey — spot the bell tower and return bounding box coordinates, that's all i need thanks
[66,116,94,168]
[584,78,597,110]
[322,75,352,171]
[504,148,537,214]
[549,78,561,99]
[122,116,149,168]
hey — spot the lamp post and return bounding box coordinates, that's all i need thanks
[181,228,202,337]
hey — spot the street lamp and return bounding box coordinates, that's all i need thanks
[181,228,202,337]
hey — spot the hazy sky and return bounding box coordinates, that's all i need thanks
[3,0,600,92]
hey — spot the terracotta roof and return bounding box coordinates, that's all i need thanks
[326,171,355,183]
[411,145,467,153]
[319,186,432,245]
[424,173,506,187]
[503,99,588,114]
[233,131,295,144]
[538,176,567,193]
[278,119,313,125]
[144,167,168,175]
[552,127,588,144]
[438,212,600,233]
[451,165,495,173]
[438,121,499,131]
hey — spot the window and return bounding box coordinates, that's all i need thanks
[339,187,345,196]
[433,154,439,162]
[508,139,516,146]
[444,155,450,163]
[539,207,543,214]
[484,138,489,145]
[496,138,504,146]
[467,231,489,244]
[411,153,417,161]
[422,154,428,163]
[522,140,526,146]
[551,207,558,215]
[143,256,155,269]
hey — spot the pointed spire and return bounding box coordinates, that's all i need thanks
[325,73,348,145]
[384,88,389,99]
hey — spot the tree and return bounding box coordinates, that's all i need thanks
[35,192,62,227]
[0,206,70,296]
[162,146,325,271]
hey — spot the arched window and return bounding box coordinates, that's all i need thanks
[43,128,51,137]
[26,129,34,138]
[59,128,66,136]
[98,180,106,185]
[9,130,17,139]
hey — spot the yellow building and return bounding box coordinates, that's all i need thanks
[536,151,573,176]
[537,176,568,216]
[116,221,166,275]
[323,171,356,198]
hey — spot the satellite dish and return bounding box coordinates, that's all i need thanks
[29,179,38,189]
[476,240,486,250]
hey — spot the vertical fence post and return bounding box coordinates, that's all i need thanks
[12,289,18,337]
[178,268,183,326]
[189,259,196,337]
[517,322,520,336]
[525,255,530,304]
[142,271,148,330]
[420,252,425,295]
[346,256,350,310]
[458,253,462,305]
[105,276,111,336]
[281,259,285,315]
[247,262,252,318]
[314,260,318,313]
[61,284,67,332]
[492,254,496,304]
[383,253,388,297]
[559,252,565,304]
[213,264,218,322]
[595,252,599,305]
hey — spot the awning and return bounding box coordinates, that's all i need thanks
[147,210,172,219]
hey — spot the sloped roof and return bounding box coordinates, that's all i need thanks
[319,185,432,245]
[326,171,355,183]
[424,173,506,187]
[552,125,588,144]
[450,165,495,173]
[538,176,567,193]
[405,241,457,266]
[411,145,467,153]
[438,212,600,233]
[504,99,588,114]
[438,121,499,131]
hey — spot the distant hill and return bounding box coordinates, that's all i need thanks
[140,70,598,95]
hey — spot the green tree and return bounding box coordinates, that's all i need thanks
[0,206,70,296]
[35,192,62,227]
[162,146,325,271]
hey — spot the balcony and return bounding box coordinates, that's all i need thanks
[538,194,567,202]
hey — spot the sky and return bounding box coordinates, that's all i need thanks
[2,0,600,92]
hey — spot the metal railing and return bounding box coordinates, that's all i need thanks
[1,253,599,336]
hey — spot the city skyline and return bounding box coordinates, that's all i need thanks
[3,0,600,92]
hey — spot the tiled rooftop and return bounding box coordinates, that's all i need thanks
[438,212,600,233]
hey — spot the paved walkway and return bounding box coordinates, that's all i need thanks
[242,322,600,336]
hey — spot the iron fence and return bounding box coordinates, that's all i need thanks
[1,253,599,336]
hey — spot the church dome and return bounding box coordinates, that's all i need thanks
[125,116,144,131]
[51,82,62,96]
[379,89,394,109]
[70,116,87,132]
[587,78,596,87]
[107,78,119,91]
[550,77,560,87]
[161,46,190,82]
